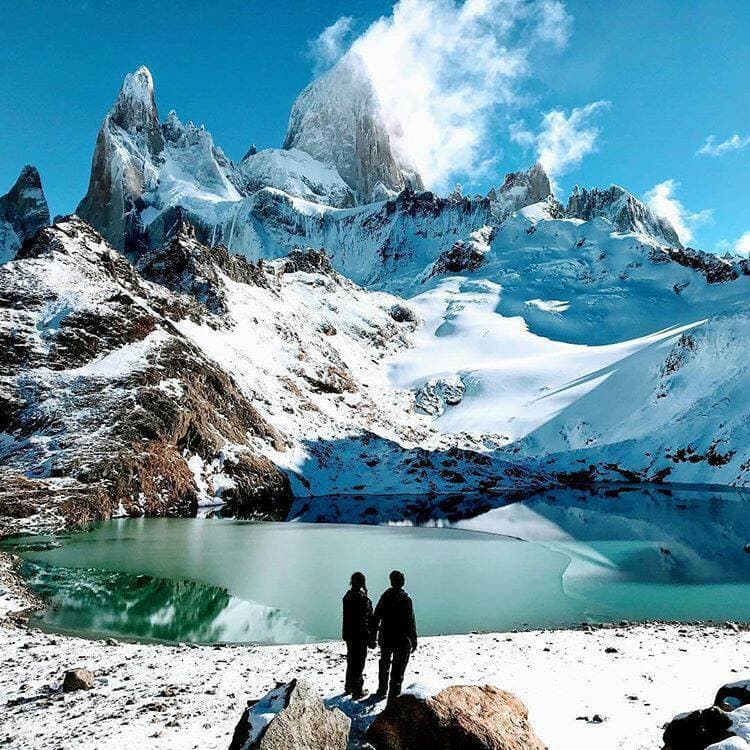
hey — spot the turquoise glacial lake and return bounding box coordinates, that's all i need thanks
[5,486,750,644]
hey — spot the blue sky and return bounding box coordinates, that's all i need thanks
[1,0,748,252]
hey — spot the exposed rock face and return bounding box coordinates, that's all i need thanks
[137,216,269,314]
[76,67,241,256]
[415,376,465,417]
[76,66,163,254]
[229,680,350,750]
[715,681,750,712]
[566,184,682,248]
[364,684,546,750]
[654,244,740,284]
[491,163,554,218]
[0,165,50,262]
[426,226,493,279]
[283,52,424,204]
[278,247,336,278]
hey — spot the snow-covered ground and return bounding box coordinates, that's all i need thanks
[1,556,746,750]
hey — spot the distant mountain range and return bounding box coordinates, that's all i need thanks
[2,59,749,532]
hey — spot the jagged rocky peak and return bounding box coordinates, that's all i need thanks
[76,66,165,253]
[77,66,242,257]
[283,51,424,204]
[0,165,50,261]
[136,213,269,314]
[489,163,561,221]
[498,162,552,205]
[109,65,164,154]
[566,184,683,248]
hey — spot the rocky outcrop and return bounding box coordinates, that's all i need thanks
[229,680,350,750]
[566,184,682,248]
[663,705,734,749]
[283,52,424,204]
[364,684,546,750]
[137,216,270,314]
[663,679,750,750]
[491,163,557,220]
[653,244,740,284]
[278,247,336,278]
[0,165,50,262]
[415,376,465,416]
[715,681,750,712]
[425,226,494,279]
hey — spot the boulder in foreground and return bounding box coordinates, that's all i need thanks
[62,668,95,692]
[364,684,546,750]
[229,679,350,750]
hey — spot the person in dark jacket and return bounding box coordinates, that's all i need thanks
[372,570,417,704]
[342,571,373,699]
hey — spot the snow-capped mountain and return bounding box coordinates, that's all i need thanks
[0,165,50,262]
[76,67,243,256]
[566,184,682,248]
[239,147,355,208]
[283,51,424,203]
[4,62,750,532]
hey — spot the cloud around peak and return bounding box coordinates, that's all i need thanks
[310,0,574,190]
[644,179,712,245]
[511,101,609,188]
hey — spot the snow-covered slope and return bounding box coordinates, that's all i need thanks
[239,148,355,208]
[1,216,551,531]
[0,165,50,262]
[8,61,750,529]
[283,51,424,203]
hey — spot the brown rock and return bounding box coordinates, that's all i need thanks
[62,668,95,692]
[364,684,546,750]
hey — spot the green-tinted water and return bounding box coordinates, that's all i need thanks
[6,486,750,644]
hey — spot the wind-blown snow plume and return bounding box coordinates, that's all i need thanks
[511,101,608,187]
[697,133,750,157]
[317,0,572,190]
[308,16,354,74]
[644,179,712,245]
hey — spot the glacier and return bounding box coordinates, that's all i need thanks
[3,62,750,532]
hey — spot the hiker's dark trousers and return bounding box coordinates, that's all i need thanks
[345,639,367,694]
[378,643,410,702]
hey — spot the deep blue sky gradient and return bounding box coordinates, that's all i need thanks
[1,0,748,250]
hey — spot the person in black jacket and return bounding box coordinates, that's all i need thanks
[372,570,417,704]
[342,571,373,699]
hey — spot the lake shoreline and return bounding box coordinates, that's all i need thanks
[2,546,749,749]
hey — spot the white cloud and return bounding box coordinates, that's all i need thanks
[532,101,609,185]
[697,133,750,157]
[331,0,573,189]
[735,231,750,257]
[308,16,354,73]
[644,179,712,245]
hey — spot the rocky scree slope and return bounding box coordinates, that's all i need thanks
[0,217,289,531]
